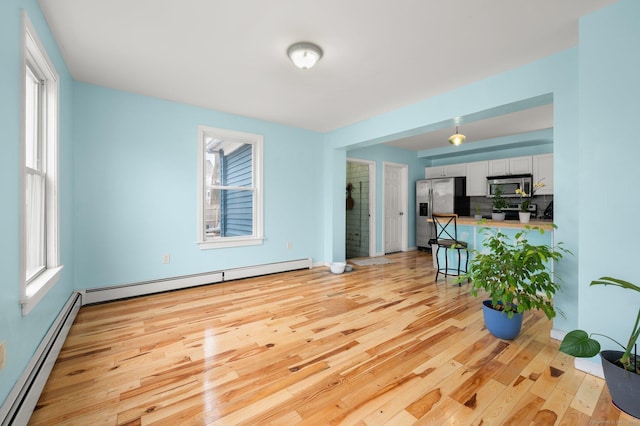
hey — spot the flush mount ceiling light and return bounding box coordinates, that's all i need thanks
[287,42,323,69]
[448,126,466,145]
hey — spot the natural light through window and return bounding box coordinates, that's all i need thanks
[198,126,263,249]
[21,13,62,315]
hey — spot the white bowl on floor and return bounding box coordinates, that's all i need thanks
[330,262,346,274]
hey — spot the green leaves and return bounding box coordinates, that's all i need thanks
[459,226,569,320]
[559,330,601,357]
[591,276,640,293]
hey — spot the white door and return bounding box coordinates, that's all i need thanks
[384,163,407,254]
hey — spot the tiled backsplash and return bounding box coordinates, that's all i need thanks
[469,195,554,219]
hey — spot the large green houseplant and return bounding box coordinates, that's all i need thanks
[559,277,640,418]
[458,225,569,339]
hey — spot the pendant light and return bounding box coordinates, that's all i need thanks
[448,126,466,145]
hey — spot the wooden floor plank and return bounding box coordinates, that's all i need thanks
[28,251,625,425]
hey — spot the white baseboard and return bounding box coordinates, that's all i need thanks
[223,258,311,281]
[0,292,82,426]
[81,271,224,305]
[550,328,566,341]
[80,258,312,305]
[575,358,604,379]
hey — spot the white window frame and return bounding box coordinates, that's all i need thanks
[20,12,62,315]
[197,125,264,249]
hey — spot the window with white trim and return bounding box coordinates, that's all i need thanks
[21,13,62,315]
[198,126,263,249]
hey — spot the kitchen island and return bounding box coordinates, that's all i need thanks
[430,216,556,273]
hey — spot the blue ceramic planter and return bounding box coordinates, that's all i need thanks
[482,300,523,340]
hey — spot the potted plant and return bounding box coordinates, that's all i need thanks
[474,206,483,221]
[515,178,545,223]
[559,277,640,419]
[457,225,569,340]
[491,187,508,221]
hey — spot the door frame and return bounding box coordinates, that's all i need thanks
[382,161,408,254]
[346,158,376,257]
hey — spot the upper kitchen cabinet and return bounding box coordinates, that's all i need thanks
[532,153,553,195]
[465,161,489,196]
[425,163,466,179]
[488,156,532,176]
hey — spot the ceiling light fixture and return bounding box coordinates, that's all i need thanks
[448,126,466,145]
[287,42,323,70]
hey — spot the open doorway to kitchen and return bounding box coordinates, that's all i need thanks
[346,159,376,259]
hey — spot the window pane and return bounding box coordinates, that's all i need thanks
[204,188,221,238]
[205,139,252,187]
[204,188,253,239]
[25,65,41,170]
[221,189,254,237]
[25,170,46,281]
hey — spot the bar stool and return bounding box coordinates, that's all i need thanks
[432,213,468,282]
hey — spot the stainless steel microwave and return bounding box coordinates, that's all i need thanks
[487,174,533,198]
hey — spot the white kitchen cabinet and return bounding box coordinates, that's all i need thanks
[465,161,489,196]
[487,158,508,176]
[425,163,466,179]
[488,156,532,176]
[533,153,553,195]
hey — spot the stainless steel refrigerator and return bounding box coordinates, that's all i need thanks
[416,177,470,250]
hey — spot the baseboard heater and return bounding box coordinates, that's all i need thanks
[1,292,82,426]
[81,257,312,305]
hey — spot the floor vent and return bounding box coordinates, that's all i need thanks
[0,292,81,426]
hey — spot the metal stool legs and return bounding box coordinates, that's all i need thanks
[434,245,468,285]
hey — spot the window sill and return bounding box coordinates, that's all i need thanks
[21,265,63,316]
[198,237,264,250]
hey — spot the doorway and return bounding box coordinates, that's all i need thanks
[383,162,408,254]
[345,159,375,259]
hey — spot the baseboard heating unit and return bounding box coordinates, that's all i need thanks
[81,257,312,305]
[1,292,82,426]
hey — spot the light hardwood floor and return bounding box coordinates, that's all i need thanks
[30,251,638,425]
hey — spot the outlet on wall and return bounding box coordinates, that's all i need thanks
[0,341,6,371]
[162,253,171,264]
[287,242,292,250]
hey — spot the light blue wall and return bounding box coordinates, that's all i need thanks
[73,83,325,288]
[0,0,76,406]
[347,145,427,253]
[578,0,640,355]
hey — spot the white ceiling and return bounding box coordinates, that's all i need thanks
[38,0,616,150]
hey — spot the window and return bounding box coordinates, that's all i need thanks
[21,13,62,315]
[198,126,263,249]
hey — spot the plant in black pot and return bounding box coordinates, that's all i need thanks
[559,277,640,419]
[457,225,569,340]
[491,187,509,221]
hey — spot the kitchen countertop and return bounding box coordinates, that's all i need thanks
[455,216,555,230]
[427,216,554,230]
